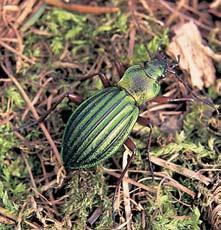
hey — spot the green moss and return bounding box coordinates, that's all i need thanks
[62,170,112,229]
[132,29,169,64]
[0,126,28,214]
[147,191,201,230]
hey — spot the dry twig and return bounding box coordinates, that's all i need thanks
[44,0,119,14]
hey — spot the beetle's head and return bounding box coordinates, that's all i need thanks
[142,52,174,81]
[118,52,173,105]
[142,57,168,81]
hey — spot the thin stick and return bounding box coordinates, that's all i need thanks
[21,151,38,195]
[22,77,52,120]
[103,168,156,194]
[44,0,119,14]
[39,155,56,210]
[0,40,35,64]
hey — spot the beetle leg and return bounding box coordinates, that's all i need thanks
[116,138,136,187]
[113,137,136,220]
[114,59,125,78]
[171,71,219,114]
[150,95,193,104]
[137,116,154,181]
[13,92,82,132]
[77,72,111,88]
[36,92,82,124]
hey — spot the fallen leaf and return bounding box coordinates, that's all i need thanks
[167,21,219,90]
[210,0,221,9]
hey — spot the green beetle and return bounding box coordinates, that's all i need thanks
[62,56,169,169]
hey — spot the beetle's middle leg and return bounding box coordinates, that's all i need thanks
[77,72,111,88]
[13,92,82,132]
[137,116,154,180]
[23,71,112,130]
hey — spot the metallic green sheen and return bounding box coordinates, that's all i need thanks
[62,87,139,169]
[118,59,167,105]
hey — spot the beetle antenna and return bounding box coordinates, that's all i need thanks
[168,67,219,114]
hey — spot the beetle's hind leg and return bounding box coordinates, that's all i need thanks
[112,121,154,221]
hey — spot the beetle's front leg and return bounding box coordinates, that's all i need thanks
[114,59,126,78]
[150,95,193,104]
[137,116,154,180]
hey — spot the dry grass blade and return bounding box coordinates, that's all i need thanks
[156,172,196,198]
[122,149,132,230]
[150,156,212,185]
[0,207,17,223]
[103,168,156,194]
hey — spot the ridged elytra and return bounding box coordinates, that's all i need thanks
[62,87,139,169]
[62,58,168,169]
